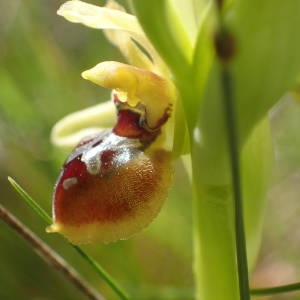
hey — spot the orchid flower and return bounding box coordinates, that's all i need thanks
[48,0,300,299]
[48,0,179,245]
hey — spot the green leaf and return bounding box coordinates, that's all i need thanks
[228,0,300,141]
[191,0,211,25]
[131,0,193,76]
[241,118,273,269]
[168,0,198,43]
[188,0,215,129]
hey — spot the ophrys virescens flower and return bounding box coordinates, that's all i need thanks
[47,0,178,244]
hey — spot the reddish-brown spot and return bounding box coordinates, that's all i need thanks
[100,150,115,173]
[214,30,236,62]
[216,0,224,9]
[113,109,158,144]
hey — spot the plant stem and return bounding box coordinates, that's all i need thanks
[192,182,239,300]
[214,1,250,298]
[221,65,250,300]
[251,282,300,296]
[72,246,129,300]
[0,204,103,300]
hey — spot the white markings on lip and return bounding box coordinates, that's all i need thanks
[80,132,138,175]
[63,177,78,190]
[77,131,143,175]
[81,148,102,175]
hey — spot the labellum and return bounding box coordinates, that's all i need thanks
[47,79,174,244]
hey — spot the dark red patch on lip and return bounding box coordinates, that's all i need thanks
[100,149,115,173]
[113,109,157,144]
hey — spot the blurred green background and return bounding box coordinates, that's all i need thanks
[1,0,300,299]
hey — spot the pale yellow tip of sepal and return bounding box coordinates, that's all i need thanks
[46,223,61,233]
[81,61,138,104]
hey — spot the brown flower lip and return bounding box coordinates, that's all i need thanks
[48,129,172,244]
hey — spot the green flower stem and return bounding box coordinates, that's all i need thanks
[186,60,238,300]
[192,183,239,300]
[221,67,250,300]
[251,282,300,296]
[8,177,130,300]
[215,1,250,297]
[72,247,129,300]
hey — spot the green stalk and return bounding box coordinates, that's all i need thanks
[215,1,250,298]
[192,182,239,300]
[251,282,300,296]
[182,52,238,299]
[221,68,250,299]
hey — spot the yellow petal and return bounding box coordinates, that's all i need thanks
[58,0,139,32]
[51,101,115,148]
[104,0,155,71]
[57,0,166,75]
[82,61,176,130]
[106,28,156,72]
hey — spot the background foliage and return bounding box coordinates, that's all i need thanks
[1,0,300,299]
